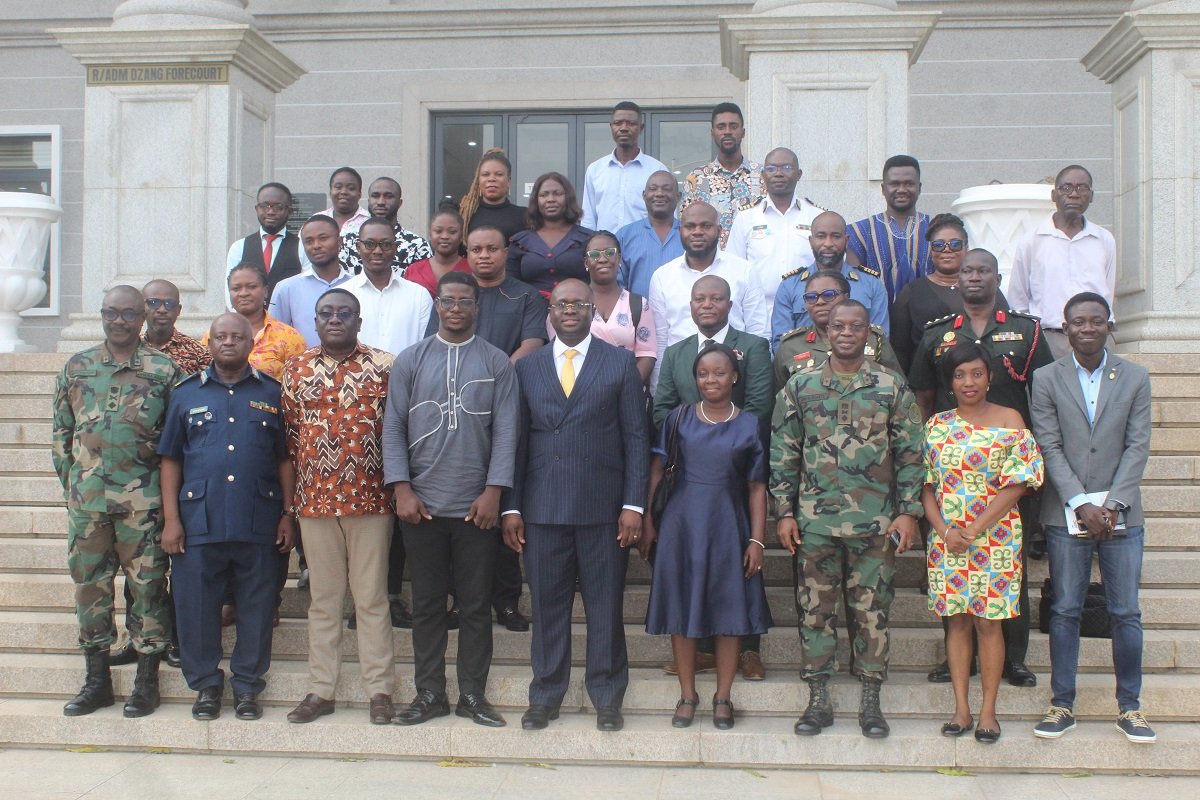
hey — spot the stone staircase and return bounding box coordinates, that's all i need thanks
[0,351,1197,773]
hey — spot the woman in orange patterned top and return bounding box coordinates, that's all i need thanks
[210,262,308,380]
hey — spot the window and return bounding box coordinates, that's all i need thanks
[432,110,714,210]
[0,126,61,314]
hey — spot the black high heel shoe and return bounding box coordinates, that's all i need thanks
[712,695,735,730]
[671,696,699,728]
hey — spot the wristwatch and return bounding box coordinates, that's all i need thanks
[1102,498,1128,513]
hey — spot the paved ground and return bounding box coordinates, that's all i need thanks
[0,747,1196,799]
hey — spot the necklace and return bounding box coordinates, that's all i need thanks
[886,213,916,242]
[698,402,735,424]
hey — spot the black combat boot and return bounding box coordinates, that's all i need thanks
[123,652,162,718]
[793,677,834,735]
[859,676,890,738]
[63,647,115,716]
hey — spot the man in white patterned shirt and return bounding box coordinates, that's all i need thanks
[339,177,432,276]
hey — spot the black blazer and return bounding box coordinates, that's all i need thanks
[507,337,649,526]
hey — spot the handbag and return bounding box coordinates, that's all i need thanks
[1038,577,1112,638]
[649,405,685,525]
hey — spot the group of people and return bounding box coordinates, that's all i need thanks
[51,100,1153,746]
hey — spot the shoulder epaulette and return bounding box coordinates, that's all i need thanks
[803,197,830,213]
[174,371,203,389]
[1007,309,1041,323]
[852,262,881,279]
[736,195,765,213]
[779,326,814,343]
[781,265,809,281]
[924,313,956,329]
[870,324,887,336]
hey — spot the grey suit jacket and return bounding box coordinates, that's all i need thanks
[1030,353,1151,527]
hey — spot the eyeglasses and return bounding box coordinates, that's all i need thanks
[437,297,478,310]
[930,239,965,253]
[254,202,289,212]
[828,322,869,333]
[359,238,396,252]
[101,308,142,322]
[548,302,595,313]
[1056,183,1092,195]
[802,289,843,304]
[763,164,797,175]
[144,298,180,311]
[585,247,618,260]
[316,309,358,323]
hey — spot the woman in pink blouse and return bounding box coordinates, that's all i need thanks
[585,230,656,386]
[403,206,471,297]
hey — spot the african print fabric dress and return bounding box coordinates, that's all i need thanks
[923,411,1043,619]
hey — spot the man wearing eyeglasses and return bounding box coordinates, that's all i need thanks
[269,215,353,346]
[1008,165,1116,359]
[346,217,434,358]
[53,286,182,719]
[383,272,519,728]
[281,288,397,726]
[339,177,432,276]
[725,147,823,313]
[225,182,310,309]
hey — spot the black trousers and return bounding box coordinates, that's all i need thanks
[491,540,523,612]
[388,518,406,596]
[403,517,498,697]
[171,541,277,696]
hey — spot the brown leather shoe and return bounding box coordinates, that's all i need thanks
[369,693,394,725]
[286,693,335,724]
[739,650,766,681]
[662,652,718,675]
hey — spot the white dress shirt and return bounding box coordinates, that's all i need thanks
[1008,216,1116,328]
[346,271,435,357]
[725,196,820,311]
[696,324,731,354]
[224,226,312,310]
[581,149,670,231]
[647,250,770,362]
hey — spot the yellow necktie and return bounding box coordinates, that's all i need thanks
[561,348,578,396]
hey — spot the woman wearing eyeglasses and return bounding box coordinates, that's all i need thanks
[890,213,1008,374]
[507,171,594,297]
[773,269,901,390]
[581,231,656,386]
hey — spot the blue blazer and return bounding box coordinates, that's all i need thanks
[507,337,649,526]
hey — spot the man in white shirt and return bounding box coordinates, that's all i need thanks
[725,147,822,315]
[1008,164,1116,358]
[225,183,311,308]
[648,202,770,370]
[346,217,434,356]
[581,101,669,231]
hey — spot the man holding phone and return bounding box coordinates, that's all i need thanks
[1030,292,1154,743]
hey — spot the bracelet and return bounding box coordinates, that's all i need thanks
[749,539,765,549]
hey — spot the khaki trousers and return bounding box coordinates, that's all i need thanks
[299,514,395,699]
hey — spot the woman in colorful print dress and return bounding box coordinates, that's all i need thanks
[922,342,1043,744]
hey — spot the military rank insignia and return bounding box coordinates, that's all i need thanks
[249,400,278,414]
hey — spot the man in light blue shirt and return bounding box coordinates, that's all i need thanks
[268,215,352,346]
[615,170,683,296]
[581,101,669,231]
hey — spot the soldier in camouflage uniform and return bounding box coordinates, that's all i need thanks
[52,285,181,718]
[773,269,902,390]
[770,300,924,738]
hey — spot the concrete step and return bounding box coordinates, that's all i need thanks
[0,372,56,397]
[1154,400,1200,425]
[5,573,1200,629]
[0,399,50,422]
[0,653,1196,722]
[1152,427,1200,453]
[0,698,1195,774]
[0,506,68,537]
[0,353,69,373]
[0,422,51,449]
[0,476,62,505]
[2,611,1197,674]
[0,448,52,475]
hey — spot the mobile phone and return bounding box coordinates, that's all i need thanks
[888,530,902,549]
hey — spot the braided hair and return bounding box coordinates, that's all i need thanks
[459,147,513,230]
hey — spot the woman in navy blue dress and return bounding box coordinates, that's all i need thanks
[506,171,593,297]
[642,343,772,730]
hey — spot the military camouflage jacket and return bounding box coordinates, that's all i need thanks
[770,358,924,537]
[52,343,181,513]
[773,324,903,391]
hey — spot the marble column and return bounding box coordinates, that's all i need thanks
[49,0,304,347]
[719,0,939,222]
[1084,0,1200,353]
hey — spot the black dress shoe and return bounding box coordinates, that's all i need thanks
[496,607,529,632]
[234,693,261,720]
[927,661,951,683]
[456,693,506,727]
[1004,661,1037,687]
[596,707,624,731]
[521,704,559,730]
[164,644,181,669]
[110,641,137,666]
[347,612,357,630]
[446,606,460,631]
[389,597,413,629]
[192,686,222,721]
[392,689,450,726]
[1027,540,1047,561]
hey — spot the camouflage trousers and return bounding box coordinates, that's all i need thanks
[66,506,171,653]
[794,532,895,682]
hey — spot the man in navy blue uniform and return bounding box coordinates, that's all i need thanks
[159,313,296,721]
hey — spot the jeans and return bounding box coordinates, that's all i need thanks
[1045,525,1144,711]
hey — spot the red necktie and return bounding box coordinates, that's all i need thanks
[263,233,279,273]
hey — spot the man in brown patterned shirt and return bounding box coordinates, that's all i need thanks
[281,287,397,726]
[141,280,211,377]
